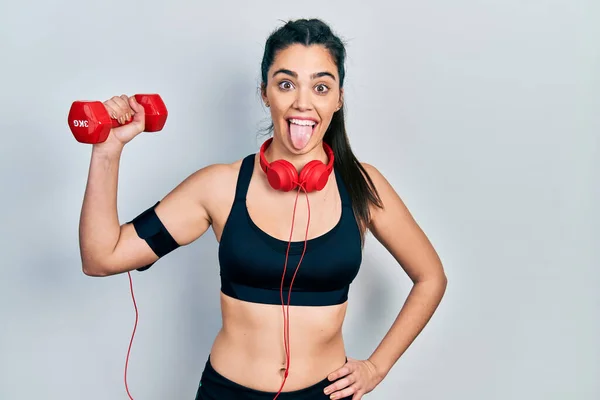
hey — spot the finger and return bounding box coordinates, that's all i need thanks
[324,375,355,396]
[119,95,135,123]
[352,392,363,400]
[103,99,120,120]
[105,98,127,124]
[328,365,352,382]
[107,99,128,124]
[112,95,133,123]
[119,94,134,113]
[329,384,358,399]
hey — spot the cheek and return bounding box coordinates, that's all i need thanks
[316,95,339,111]
[267,96,289,114]
[317,102,338,119]
[270,105,287,120]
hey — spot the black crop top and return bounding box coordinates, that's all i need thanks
[218,154,363,307]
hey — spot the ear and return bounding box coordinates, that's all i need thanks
[337,88,344,110]
[260,82,268,104]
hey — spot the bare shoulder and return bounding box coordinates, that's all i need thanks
[144,157,244,243]
[359,162,396,209]
[360,162,387,188]
[360,161,444,282]
[182,159,243,191]
[164,158,244,208]
[359,161,411,227]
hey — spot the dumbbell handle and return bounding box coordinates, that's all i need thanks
[110,115,133,128]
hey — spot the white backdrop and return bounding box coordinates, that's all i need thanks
[1,1,598,399]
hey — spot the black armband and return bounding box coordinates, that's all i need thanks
[129,201,180,271]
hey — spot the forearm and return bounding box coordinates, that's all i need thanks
[368,275,447,377]
[79,146,124,273]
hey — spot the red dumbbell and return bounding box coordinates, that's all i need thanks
[68,94,168,144]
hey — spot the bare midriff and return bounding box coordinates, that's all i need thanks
[208,291,348,392]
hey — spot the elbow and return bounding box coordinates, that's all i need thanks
[415,270,448,293]
[439,270,448,286]
[433,268,448,288]
[435,271,448,297]
[434,261,448,289]
[82,264,108,277]
[81,259,111,277]
[440,273,448,293]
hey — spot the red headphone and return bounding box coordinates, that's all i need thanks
[259,138,335,192]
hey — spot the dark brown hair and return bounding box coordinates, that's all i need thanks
[260,18,383,236]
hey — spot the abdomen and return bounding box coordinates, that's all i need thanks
[208,292,348,392]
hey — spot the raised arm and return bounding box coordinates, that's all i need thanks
[78,95,212,277]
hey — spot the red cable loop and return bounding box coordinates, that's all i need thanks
[125,271,138,400]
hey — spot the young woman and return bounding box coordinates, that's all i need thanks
[79,18,447,400]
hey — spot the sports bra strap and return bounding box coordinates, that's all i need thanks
[233,154,255,202]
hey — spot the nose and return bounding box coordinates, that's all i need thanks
[292,87,313,111]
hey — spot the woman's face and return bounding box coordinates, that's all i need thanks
[262,44,343,155]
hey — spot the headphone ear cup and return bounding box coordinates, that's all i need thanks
[267,160,299,191]
[299,160,329,192]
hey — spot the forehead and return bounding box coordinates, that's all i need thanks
[270,44,338,79]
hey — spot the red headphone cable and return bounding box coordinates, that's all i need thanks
[273,184,311,400]
[123,178,314,400]
[124,271,139,400]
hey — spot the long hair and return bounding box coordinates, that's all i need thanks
[260,18,383,239]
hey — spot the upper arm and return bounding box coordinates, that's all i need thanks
[362,163,446,283]
[100,164,227,276]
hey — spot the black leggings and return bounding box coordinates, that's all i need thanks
[195,356,352,400]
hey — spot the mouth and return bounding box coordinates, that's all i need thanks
[286,117,318,150]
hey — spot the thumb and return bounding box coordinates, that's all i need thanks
[129,96,146,121]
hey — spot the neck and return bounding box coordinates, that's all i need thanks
[265,138,329,172]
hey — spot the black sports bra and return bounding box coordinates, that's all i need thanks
[217,154,363,306]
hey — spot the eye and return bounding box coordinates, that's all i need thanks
[315,84,330,94]
[278,81,294,90]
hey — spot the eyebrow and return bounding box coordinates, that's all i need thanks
[272,68,336,81]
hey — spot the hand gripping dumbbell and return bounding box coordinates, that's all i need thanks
[68,94,168,144]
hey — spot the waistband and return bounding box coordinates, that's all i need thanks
[195,355,350,400]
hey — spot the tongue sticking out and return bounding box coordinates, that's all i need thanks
[289,122,313,150]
